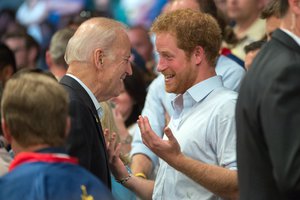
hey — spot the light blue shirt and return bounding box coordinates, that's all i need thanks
[66,74,103,118]
[131,55,244,171]
[152,76,237,200]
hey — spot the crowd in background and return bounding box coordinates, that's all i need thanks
[0,0,299,199]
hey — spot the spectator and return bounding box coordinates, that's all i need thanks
[2,32,39,70]
[0,43,16,176]
[128,25,156,77]
[46,27,75,80]
[0,43,16,88]
[244,40,266,70]
[226,0,266,60]
[100,101,136,200]
[110,63,147,154]
[260,0,281,40]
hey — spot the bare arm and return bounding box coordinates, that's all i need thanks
[130,154,153,178]
[137,116,239,200]
[173,154,238,200]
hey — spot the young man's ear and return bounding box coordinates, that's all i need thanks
[194,46,204,65]
[1,118,12,143]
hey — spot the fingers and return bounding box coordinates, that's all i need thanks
[137,116,152,134]
[137,115,145,133]
[104,129,110,149]
[104,130,120,163]
[164,127,176,142]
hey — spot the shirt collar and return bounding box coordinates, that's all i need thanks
[281,28,300,46]
[66,74,103,118]
[172,75,223,113]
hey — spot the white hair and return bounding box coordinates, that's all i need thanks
[65,17,128,64]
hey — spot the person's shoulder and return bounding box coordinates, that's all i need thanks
[47,164,113,199]
[208,87,237,113]
[217,55,245,73]
[212,87,238,101]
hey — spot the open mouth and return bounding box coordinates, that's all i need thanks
[164,74,175,81]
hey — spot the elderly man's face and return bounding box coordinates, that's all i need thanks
[100,33,132,99]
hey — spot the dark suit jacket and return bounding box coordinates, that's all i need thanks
[60,75,111,189]
[236,29,300,200]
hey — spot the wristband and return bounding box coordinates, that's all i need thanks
[115,174,132,185]
[134,172,147,179]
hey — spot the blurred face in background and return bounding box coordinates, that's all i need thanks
[110,83,134,121]
[128,27,153,62]
[4,38,28,70]
[227,0,263,22]
[214,0,227,17]
[244,49,260,70]
[167,0,200,12]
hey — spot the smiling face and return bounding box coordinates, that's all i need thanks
[99,32,132,99]
[156,33,198,94]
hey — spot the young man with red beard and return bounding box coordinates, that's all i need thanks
[107,9,239,200]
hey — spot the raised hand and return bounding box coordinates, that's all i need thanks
[137,116,182,167]
[104,129,129,179]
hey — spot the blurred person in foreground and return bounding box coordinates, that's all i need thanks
[0,73,114,200]
[60,17,132,189]
[107,9,238,200]
[236,0,300,199]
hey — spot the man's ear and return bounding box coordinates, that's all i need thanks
[193,46,204,65]
[93,48,104,69]
[64,116,71,138]
[1,118,12,143]
[45,50,53,68]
